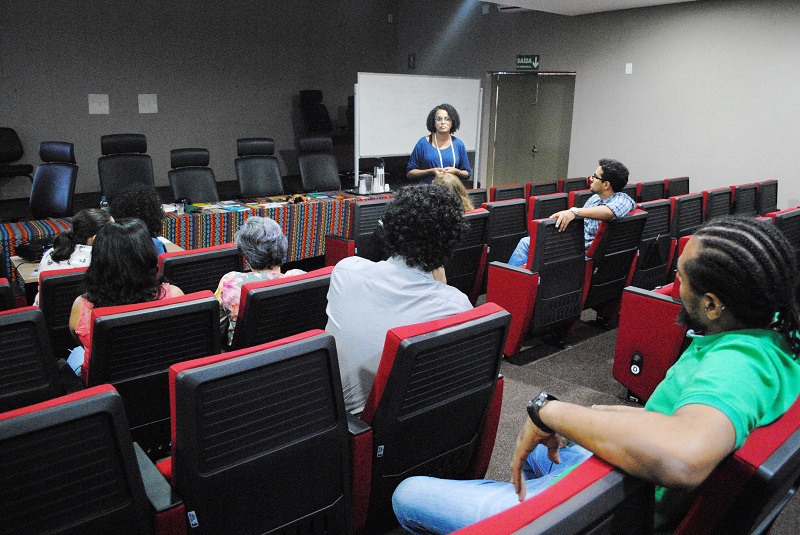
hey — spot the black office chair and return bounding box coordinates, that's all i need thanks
[235,138,285,197]
[0,127,33,187]
[299,89,334,134]
[298,135,342,192]
[98,134,155,201]
[29,141,78,219]
[168,148,220,203]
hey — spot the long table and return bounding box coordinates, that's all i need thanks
[1,192,393,285]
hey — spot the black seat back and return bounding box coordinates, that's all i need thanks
[559,177,588,194]
[732,183,758,216]
[636,180,666,202]
[0,386,155,534]
[569,189,593,209]
[353,198,391,262]
[298,135,341,192]
[529,192,568,221]
[670,193,704,238]
[702,188,732,221]
[231,268,333,350]
[0,307,61,412]
[467,188,487,207]
[158,244,243,294]
[528,219,585,334]
[770,208,800,256]
[665,176,690,197]
[30,141,78,219]
[168,148,219,203]
[38,267,87,359]
[631,199,673,290]
[757,180,779,216]
[171,331,350,534]
[491,184,525,201]
[235,137,284,197]
[444,210,489,296]
[0,278,13,311]
[585,210,648,310]
[98,134,155,201]
[485,199,528,265]
[527,180,558,198]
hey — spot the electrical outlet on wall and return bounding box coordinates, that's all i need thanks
[408,53,416,70]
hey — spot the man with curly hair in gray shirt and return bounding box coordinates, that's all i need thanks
[325,184,473,413]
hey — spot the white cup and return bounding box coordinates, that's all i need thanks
[384,183,391,192]
[176,202,185,215]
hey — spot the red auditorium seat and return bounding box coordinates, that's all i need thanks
[158,330,351,534]
[487,218,584,357]
[443,208,489,303]
[664,176,690,197]
[559,176,589,194]
[568,188,593,210]
[38,266,88,358]
[157,243,243,294]
[756,179,778,216]
[467,187,488,207]
[325,197,392,266]
[349,303,510,532]
[670,193,704,239]
[490,183,525,202]
[635,179,666,202]
[229,266,333,350]
[525,179,559,199]
[0,277,13,311]
[83,291,221,459]
[483,199,528,268]
[702,187,733,221]
[0,385,185,535]
[731,182,759,216]
[527,192,568,221]
[767,207,800,254]
[630,199,676,290]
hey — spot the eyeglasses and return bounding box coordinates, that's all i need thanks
[590,173,602,181]
[435,116,452,122]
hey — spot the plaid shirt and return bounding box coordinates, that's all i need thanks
[583,192,636,249]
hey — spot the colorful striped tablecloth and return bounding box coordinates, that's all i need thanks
[1,218,73,284]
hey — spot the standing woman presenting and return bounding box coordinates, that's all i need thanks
[407,103,471,184]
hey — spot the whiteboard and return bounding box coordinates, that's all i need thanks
[356,72,482,158]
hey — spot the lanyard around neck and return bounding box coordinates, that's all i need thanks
[434,135,456,169]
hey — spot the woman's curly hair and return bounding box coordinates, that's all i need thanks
[109,183,165,238]
[382,184,467,271]
[425,103,461,134]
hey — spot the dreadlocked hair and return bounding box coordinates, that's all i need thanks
[683,216,800,356]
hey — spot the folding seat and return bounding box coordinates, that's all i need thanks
[756,179,778,216]
[297,135,342,192]
[568,188,593,209]
[559,176,589,194]
[664,176,690,197]
[168,148,220,203]
[487,218,585,357]
[443,208,489,303]
[83,291,221,458]
[702,187,732,221]
[767,207,800,256]
[453,396,800,535]
[525,179,558,199]
[528,192,568,221]
[349,303,511,532]
[234,137,285,197]
[582,210,648,321]
[0,277,12,311]
[158,243,243,294]
[731,183,758,216]
[0,385,185,535]
[630,199,676,290]
[38,266,88,359]
[229,267,333,350]
[467,187,488,208]
[29,141,78,219]
[325,198,391,266]
[490,183,525,201]
[97,133,155,201]
[635,180,666,202]
[157,330,350,534]
[483,199,528,267]
[670,193,704,239]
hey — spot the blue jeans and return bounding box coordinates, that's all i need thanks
[508,236,530,267]
[392,443,593,535]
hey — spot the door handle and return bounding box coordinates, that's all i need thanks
[532,144,538,158]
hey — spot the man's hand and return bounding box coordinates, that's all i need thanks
[510,418,565,501]
[550,209,577,232]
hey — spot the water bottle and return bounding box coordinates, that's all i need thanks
[99,195,109,211]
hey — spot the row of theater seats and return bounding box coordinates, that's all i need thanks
[449,205,800,534]
[0,274,512,533]
[17,132,346,220]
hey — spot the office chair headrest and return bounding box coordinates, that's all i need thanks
[298,136,333,154]
[39,142,76,164]
[237,138,275,157]
[171,148,210,169]
[101,133,148,155]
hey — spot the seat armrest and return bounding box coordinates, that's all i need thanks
[347,412,373,532]
[347,411,371,436]
[325,235,355,267]
[486,261,539,357]
[135,442,184,515]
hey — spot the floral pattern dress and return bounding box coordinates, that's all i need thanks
[215,269,305,345]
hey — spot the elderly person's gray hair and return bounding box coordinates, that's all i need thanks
[235,216,288,270]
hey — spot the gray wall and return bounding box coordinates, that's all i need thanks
[0,0,396,198]
[396,0,800,209]
[4,0,799,208]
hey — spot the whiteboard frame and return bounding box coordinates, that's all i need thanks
[354,72,483,188]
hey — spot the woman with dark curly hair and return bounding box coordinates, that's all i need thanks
[67,218,184,378]
[326,184,472,413]
[110,183,182,254]
[406,103,472,184]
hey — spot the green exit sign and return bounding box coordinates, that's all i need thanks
[516,54,540,70]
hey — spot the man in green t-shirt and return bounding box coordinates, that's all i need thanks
[393,216,800,534]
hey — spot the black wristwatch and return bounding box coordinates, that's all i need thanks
[527,392,558,434]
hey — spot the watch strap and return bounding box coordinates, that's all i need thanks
[527,392,558,434]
